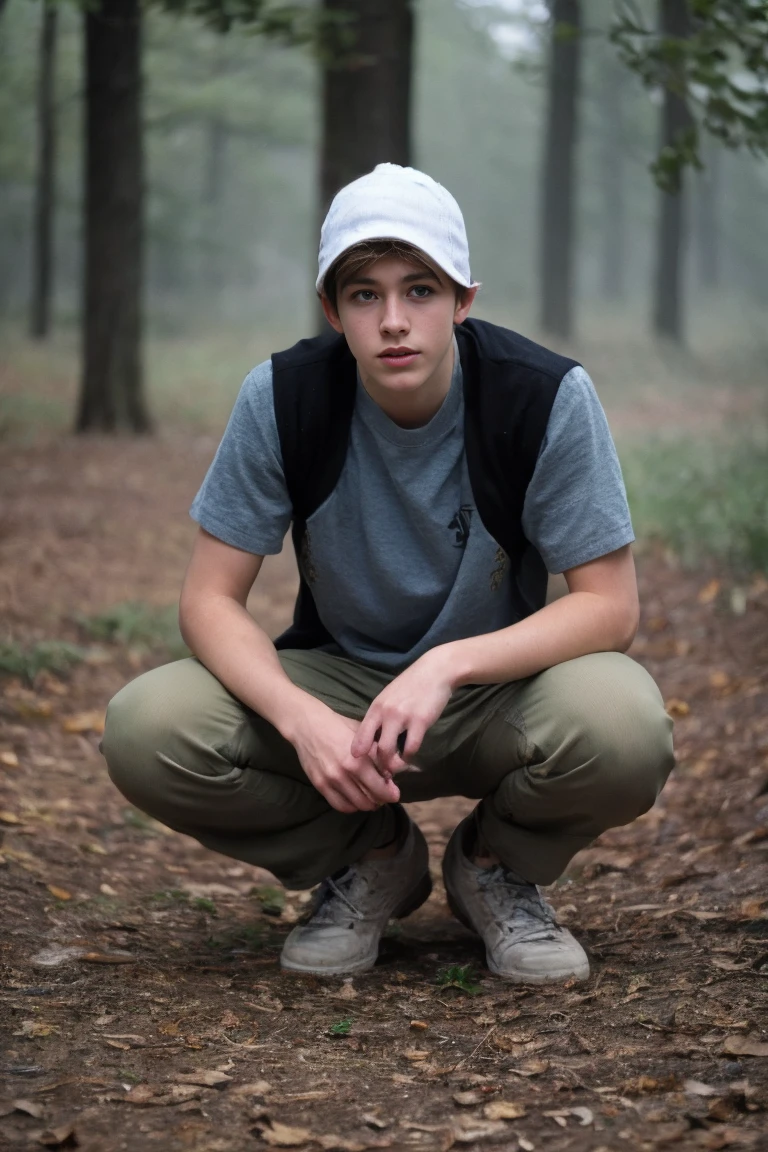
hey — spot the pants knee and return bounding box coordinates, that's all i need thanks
[565,656,674,822]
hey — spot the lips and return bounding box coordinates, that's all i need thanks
[378,347,420,367]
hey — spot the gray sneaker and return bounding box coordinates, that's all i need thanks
[280,814,431,976]
[442,816,589,984]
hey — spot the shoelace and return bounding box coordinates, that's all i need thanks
[478,865,560,943]
[305,869,365,925]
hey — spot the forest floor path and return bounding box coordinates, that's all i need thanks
[0,427,767,1152]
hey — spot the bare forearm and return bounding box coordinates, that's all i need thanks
[442,590,638,690]
[179,593,325,740]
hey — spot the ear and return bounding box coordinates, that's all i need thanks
[320,292,344,334]
[453,286,478,326]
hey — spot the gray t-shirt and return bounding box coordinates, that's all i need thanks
[191,344,634,671]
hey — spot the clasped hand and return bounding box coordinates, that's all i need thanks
[290,650,455,814]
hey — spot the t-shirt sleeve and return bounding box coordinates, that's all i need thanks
[189,359,293,555]
[521,366,634,574]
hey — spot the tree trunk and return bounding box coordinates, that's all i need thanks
[600,51,625,301]
[319,0,413,217]
[30,0,57,340]
[539,0,582,340]
[652,0,692,342]
[78,0,149,433]
[695,141,720,290]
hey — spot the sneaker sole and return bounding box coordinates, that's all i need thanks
[280,871,433,977]
[446,888,589,984]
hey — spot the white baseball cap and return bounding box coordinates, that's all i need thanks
[316,163,478,293]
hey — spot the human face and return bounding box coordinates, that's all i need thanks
[322,254,476,426]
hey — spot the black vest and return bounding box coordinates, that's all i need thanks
[270,317,579,652]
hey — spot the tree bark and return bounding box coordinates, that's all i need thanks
[30,0,57,340]
[600,51,625,301]
[78,0,149,433]
[652,0,692,342]
[319,0,413,218]
[539,0,582,340]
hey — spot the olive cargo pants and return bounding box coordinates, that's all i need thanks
[102,649,674,890]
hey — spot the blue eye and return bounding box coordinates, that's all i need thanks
[410,285,432,298]
[352,289,376,302]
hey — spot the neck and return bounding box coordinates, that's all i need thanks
[359,339,455,429]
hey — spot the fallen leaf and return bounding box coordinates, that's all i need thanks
[698,579,721,604]
[46,886,72,902]
[622,1074,680,1094]
[518,1139,535,1152]
[99,884,117,897]
[13,1099,44,1119]
[403,1048,430,1061]
[362,1113,389,1130]
[61,711,105,735]
[684,1079,718,1096]
[483,1100,526,1120]
[230,1080,273,1097]
[410,1020,429,1031]
[665,698,690,718]
[453,1116,507,1142]
[30,945,90,967]
[453,1090,485,1107]
[511,1058,549,1077]
[219,1010,240,1028]
[37,1122,76,1147]
[257,1119,314,1146]
[570,1107,593,1126]
[174,1070,232,1088]
[0,751,20,768]
[104,1040,131,1051]
[13,1020,60,1038]
[331,981,358,1001]
[82,842,108,856]
[722,1034,768,1057]
[0,810,21,824]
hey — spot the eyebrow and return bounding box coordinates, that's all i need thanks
[343,268,442,289]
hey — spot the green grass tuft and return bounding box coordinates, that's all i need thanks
[0,640,87,683]
[77,601,188,659]
[328,1018,352,1036]
[436,964,482,995]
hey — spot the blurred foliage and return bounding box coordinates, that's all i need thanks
[612,0,768,191]
[77,601,188,657]
[624,429,768,574]
[0,639,87,682]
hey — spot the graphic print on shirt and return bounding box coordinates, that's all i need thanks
[490,546,508,592]
[449,504,473,549]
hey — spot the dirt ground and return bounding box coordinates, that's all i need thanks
[1,430,767,1152]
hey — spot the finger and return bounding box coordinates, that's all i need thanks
[376,719,409,776]
[322,785,358,815]
[354,761,401,805]
[402,721,427,763]
[335,771,381,812]
[351,708,381,758]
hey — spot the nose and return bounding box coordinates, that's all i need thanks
[380,292,410,336]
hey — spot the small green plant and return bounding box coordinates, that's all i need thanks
[123,807,161,835]
[0,640,87,683]
[77,601,188,658]
[117,1069,143,1084]
[328,1018,352,1036]
[252,885,285,917]
[436,964,482,995]
[148,888,189,905]
[193,897,217,915]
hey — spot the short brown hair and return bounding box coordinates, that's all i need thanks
[322,239,467,312]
